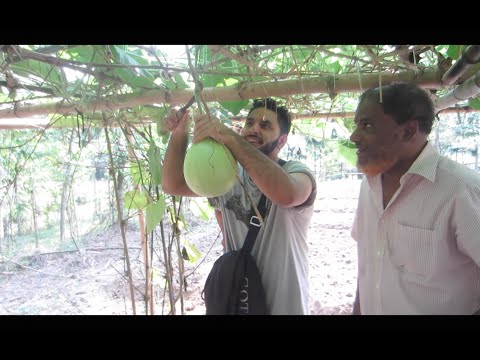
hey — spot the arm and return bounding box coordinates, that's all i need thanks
[161,108,200,197]
[214,209,226,250]
[192,115,312,208]
[351,209,361,315]
[352,282,361,315]
[453,186,480,315]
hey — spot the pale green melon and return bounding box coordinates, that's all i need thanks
[184,138,238,197]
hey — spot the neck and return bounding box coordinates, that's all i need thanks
[269,153,279,162]
[383,140,428,182]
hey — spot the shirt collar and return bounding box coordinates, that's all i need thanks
[404,141,440,183]
[366,141,440,186]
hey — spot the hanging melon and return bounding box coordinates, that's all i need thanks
[184,138,238,197]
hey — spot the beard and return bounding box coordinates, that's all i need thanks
[357,145,397,177]
[258,136,281,156]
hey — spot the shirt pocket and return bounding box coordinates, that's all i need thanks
[388,222,437,277]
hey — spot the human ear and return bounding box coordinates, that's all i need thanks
[402,120,418,142]
[278,134,288,149]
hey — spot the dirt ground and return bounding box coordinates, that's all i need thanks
[0,179,360,316]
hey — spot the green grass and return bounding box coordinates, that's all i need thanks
[7,224,90,257]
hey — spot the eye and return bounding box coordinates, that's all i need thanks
[359,120,373,129]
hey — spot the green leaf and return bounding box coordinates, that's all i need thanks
[146,197,166,234]
[326,60,341,73]
[339,117,356,133]
[337,140,357,167]
[178,212,187,231]
[161,74,189,91]
[190,198,214,221]
[129,162,144,185]
[67,46,94,62]
[12,60,62,83]
[201,74,226,88]
[161,132,170,144]
[296,121,326,139]
[223,78,238,86]
[0,93,9,102]
[219,100,249,116]
[182,240,202,263]
[51,117,81,128]
[468,97,480,110]
[446,45,466,60]
[90,46,111,63]
[174,74,189,90]
[124,190,148,210]
[140,106,166,122]
[112,46,149,71]
[147,142,162,185]
[113,68,155,89]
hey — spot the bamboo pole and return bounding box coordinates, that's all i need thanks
[0,70,444,120]
[442,45,480,86]
[435,70,480,113]
[1,106,478,130]
[124,126,153,315]
[104,125,136,315]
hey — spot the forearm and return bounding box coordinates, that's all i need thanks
[223,132,303,207]
[162,129,198,197]
[352,283,361,315]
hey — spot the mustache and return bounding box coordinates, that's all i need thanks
[246,135,262,143]
[353,142,367,151]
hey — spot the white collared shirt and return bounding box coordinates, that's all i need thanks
[352,142,480,314]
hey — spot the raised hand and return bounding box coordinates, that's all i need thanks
[160,107,190,135]
[192,114,233,144]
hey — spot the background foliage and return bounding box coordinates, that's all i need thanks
[1,45,479,314]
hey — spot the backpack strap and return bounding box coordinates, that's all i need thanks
[242,158,287,254]
[242,193,267,254]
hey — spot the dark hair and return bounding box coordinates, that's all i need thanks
[359,83,435,134]
[247,98,292,135]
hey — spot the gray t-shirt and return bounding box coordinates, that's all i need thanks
[209,160,317,314]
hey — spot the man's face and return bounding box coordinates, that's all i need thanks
[241,107,284,156]
[350,99,405,176]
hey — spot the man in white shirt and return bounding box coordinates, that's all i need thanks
[350,82,480,315]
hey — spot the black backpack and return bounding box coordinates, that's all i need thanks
[203,242,267,315]
[202,159,286,315]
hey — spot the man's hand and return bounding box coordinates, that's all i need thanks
[192,114,234,144]
[160,107,190,135]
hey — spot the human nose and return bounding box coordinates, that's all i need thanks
[248,122,261,134]
[350,127,360,143]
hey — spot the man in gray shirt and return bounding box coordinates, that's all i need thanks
[162,98,317,314]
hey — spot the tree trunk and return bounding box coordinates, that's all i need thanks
[475,145,478,170]
[60,128,75,243]
[67,187,80,251]
[125,127,152,314]
[30,189,39,248]
[104,124,136,315]
[93,176,100,220]
[434,119,440,152]
[0,202,3,254]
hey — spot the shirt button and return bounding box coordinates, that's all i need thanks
[376,284,380,289]
[377,251,381,257]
